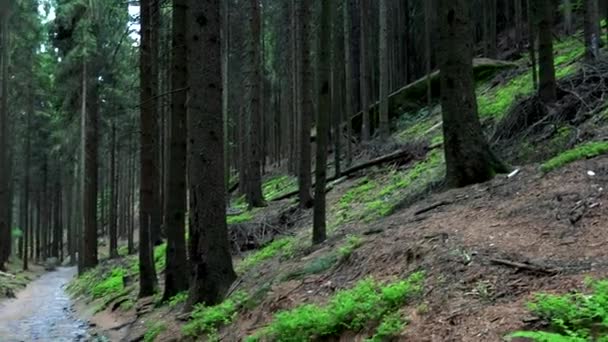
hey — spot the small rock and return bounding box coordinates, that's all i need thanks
[588,170,596,177]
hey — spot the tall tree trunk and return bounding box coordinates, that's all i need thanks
[162,0,189,301]
[150,0,163,246]
[331,0,343,177]
[185,0,236,308]
[313,0,332,245]
[536,0,557,103]
[245,0,266,208]
[343,0,354,166]
[109,124,118,259]
[584,0,601,61]
[379,0,390,139]
[81,59,99,273]
[139,0,159,298]
[514,0,523,51]
[0,2,11,270]
[438,0,507,188]
[359,0,371,141]
[297,1,314,209]
[424,0,433,108]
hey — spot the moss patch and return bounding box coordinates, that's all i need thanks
[183,291,248,341]
[263,175,297,201]
[236,237,297,273]
[540,141,608,173]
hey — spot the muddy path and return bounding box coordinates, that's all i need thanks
[0,267,90,342]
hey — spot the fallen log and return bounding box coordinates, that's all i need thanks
[272,147,427,202]
[490,258,558,275]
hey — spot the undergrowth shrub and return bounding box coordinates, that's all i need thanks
[540,141,608,173]
[182,291,248,341]
[144,322,166,342]
[168,291,188,307]
[250,271,425,341]
[508,278,608,341]
[366,311,407,342]
[338,235,363,260]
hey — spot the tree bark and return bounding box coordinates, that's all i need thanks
[185,0,236,309]
[162,0,189,301]
[314,0,331,245]
[109,124,118,259]
[344,0,354,166]
[438,0,507,188]
[584,0,601,61]
[379,0,390,140]
[359,0,371,141]
[536,0,557,103]
[0,2,11,270]
[139,0,159,297]
[297,1,313,209]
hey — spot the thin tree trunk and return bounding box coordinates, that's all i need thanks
[584,0,601,61]
[344,0,354,166]
[536,0,557,103]
[109,124,118,258]
[359,0,371,141]
[379,0,390,139]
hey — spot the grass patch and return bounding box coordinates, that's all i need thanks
[366,311,407,342]
[508,278,608,341]
[249,272,425,341]
[540,141,608,173]
[168,291,188,307]
[182,291,248,341]
[154,243,166,271]
[282,254,338,281]
[144,322,166,342]
[237,237,297,273]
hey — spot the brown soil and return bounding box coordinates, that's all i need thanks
[223,155,608,341]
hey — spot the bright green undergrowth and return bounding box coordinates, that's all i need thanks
[540,141,608,173]
[237,237,297,273]
[168,291,188,307]
[366,311,407,342]
[248,272,425,342]
[335,149,443,226]
[182,291,248,341]
[508,278,608,341]
[478,37,583,120]
[263,175,297,201]
[227,211,255,225]
[144,322,166,342]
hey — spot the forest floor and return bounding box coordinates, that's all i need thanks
[17,33,608,341]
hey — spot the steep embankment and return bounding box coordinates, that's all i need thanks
[70,34,608,341]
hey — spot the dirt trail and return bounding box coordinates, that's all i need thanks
[0,267,89,342]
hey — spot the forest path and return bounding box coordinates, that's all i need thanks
[0,267,90,342]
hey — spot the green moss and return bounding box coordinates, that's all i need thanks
[91,267,126,299]
[119,299,135,311]
[339,177,377,209]
[338,235,364,260]
[251,272,425,341]
[540,141,608,173]
[508,278,608,341]
[144,322,166,342]
[237,237,296,273]
[227,211,255,225]
[183,291,248,341]
[154,243,167,271]
[263,175,297,201]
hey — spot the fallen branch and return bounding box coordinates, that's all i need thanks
[490,258,558,275]
[414,200,452,215]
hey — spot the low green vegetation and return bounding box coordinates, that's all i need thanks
[168,291,188,307]
[366,312,407,342]
[282,254,338,281]
[478,37,582,120]
[248,272,425,342]
[263,175,297,201]
[154,243,167,271]
[182,291,248,341]
[227,211,255,225]
[338,235,364,260]
[540,141,608,173]
[509,278,608,341]
[144,322,166,342]
[335,150,444,226]
[236,237,296,273]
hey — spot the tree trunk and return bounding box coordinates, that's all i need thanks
[438,0,507,188]
[536,0,557,103]
[359,0,371,141]
[245,0,266,208]
[584,0,601,61]
[0,2,10,270]
[185,0,236,308]
[331,0,343,177]
[297,1,313,209]
[379,0,390,139]
[162,0,189,301]
[109,124,118,259]
[139,0,159,298]
[564,0,573,35]
[81,59,99,273]
[313,0,332,245]
[344,0,354,166]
